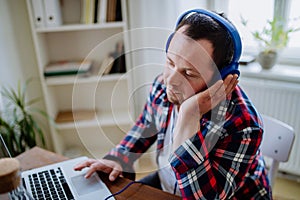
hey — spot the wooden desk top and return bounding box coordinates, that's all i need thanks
[16,147,181,200]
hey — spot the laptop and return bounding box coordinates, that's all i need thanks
[21,156,115,200]
[0,134,114,200]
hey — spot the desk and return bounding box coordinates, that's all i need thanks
[16,147,181,200]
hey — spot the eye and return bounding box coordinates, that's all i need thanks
[185,70,197,78]
[166,59,175,68]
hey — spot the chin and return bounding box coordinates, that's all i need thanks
[167,94,182,105]
[166,88,185,105]
[169,99,180,105]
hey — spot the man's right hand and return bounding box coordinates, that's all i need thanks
[172,74,238,150]
[73,158,122,181]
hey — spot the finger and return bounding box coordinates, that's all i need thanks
[210,89,227,109]
[109,167,121,181]
[73,159,96,171]
[210,81,227,107]
[223,74,233,92]
[223,74,233,85]
[197,80,224,111]
[204,79,224,100]
[84,164,98,179]
[224,74,238,94]
[84,160,119,178]
[84,161,110,178]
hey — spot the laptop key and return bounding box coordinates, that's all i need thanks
[61,181,74,200]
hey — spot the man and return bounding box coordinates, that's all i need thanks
[74,9,272,199]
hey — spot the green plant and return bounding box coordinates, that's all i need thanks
[241,16,300,53]
[0,79,46,157]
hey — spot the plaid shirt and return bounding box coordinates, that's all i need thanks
[105,74,272,199]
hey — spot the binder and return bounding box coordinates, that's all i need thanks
[31,0,46,28]
[43,0,62,27]
[97,0,107,23]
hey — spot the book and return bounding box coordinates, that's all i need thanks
[94,0,99,23]
[80,0,95,24]
[101,56,115,75]
[106,0,116,22]
[109,41,126,74]
[100,41,126,75]
[115,0,122,21]
[44,60,92,77]
[106,0,122,22]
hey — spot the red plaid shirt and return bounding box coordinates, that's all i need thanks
[105,74,272,199]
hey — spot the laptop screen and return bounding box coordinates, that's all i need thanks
[0,134,12,158]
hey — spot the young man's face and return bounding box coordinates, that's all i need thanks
[164,26,215,105]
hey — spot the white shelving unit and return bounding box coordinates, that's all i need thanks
[26,0,134,158]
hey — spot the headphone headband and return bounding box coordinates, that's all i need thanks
[166,9,242,79]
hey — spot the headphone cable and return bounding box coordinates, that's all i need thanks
[104,180,142,200]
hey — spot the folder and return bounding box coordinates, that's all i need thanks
[97,0,107,23]
[31,0,46,28]
[43,0,62,27]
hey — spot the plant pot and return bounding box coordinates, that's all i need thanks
[257,51,278,70]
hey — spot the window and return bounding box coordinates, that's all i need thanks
[227,0,274,54]
[288,0,300,48]
[224,0,300,64]
[280,0,300,63]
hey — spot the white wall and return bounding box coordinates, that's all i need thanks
[0,0,53,150]
[127,0,207,116]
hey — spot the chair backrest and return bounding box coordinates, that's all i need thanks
[260,114,295,188]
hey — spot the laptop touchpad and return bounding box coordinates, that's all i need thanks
[71,174,102,196]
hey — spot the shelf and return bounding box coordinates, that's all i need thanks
[56,109,132,130]
[35,22,125,33]
[240,62,300,84]
[26,0,132,156]
[46,73,127,86]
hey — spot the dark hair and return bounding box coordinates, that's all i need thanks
[176,12,234,71]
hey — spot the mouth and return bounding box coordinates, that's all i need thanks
[167,88,180,95]
[167,88,182,104]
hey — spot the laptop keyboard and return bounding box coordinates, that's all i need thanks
[26,167,74,200]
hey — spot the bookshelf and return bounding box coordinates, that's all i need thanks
[26,0,134,158]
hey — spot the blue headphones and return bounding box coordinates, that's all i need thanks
[165,9,242,79]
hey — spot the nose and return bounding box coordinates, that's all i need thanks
[167,67,182,87]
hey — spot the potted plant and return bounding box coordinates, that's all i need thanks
[0,79,46,157]
[241,16,299,69]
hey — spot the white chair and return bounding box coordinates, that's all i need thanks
[260,114,295,188]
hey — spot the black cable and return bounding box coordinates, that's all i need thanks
[104,180,142,200]
[173,182,178,195]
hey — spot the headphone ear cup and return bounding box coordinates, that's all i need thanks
[220,62,240,79]
[165,32,174,53]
